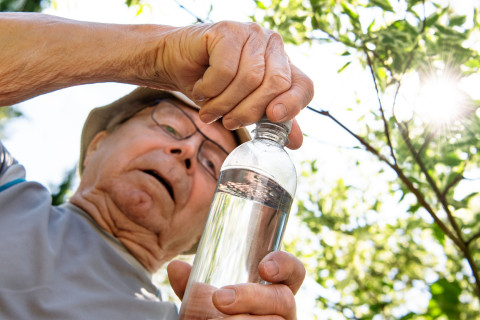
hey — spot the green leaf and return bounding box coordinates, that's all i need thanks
[465,58,480,69]
[406,0,423,9]
[337,61,352,73]
[425,12,441,28]
[432,223,446,246]
[370,0,394,12]
[400,312,417,320]
[340,1,359,21]
[254,0,267,10]
[408,203,421,213]
[367,19,376,33]
[441,153,462,167]
[435,24,466,38]
[449,15,467,27]
[136,4,143,16]
[428,279,462,318]
[310,160,318,174]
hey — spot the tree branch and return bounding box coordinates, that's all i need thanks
[307,107,465,250]
[389,122,480,298]
[397,122,466,249]
[417,129,437,156]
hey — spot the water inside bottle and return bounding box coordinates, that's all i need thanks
[178,167,293,319]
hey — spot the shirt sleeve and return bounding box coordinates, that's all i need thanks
[0,142,17,177]
[0,142,26,190]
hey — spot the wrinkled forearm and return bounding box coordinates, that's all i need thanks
[0,12,174,105]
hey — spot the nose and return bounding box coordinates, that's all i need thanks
[167,137,201,172]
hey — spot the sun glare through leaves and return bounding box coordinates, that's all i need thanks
[414,74,467,127]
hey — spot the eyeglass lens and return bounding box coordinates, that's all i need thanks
[151,101,228,180]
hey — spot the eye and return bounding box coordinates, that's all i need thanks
[161,124,182,139]
[199,156,219,178]
[198,140,229,180]
[205,159,216,171]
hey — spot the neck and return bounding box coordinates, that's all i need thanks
[70,189,174,273]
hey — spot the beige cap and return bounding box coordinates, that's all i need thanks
[79,87,251,175]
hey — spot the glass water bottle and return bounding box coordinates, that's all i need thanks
[178,117,297,319]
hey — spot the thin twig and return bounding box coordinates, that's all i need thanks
[362,47,398,165]
[442,174,464,198]
[170,0,206,23]
[417,129,437,156]
[467,232,480,247]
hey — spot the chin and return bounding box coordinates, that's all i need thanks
[112,188,164,231]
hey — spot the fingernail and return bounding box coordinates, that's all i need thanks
[272,103,287,121]
[214,288,236,306]
[264,259,279,277]
[224,118,241,130]
[200,113,220,124]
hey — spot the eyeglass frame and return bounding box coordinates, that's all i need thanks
[147,98,230,182]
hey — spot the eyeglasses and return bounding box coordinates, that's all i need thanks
[150,99,229,181]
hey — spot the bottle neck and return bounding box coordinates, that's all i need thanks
[253,120,290,147]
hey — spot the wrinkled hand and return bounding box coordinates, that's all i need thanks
[167,251,306,319]
[157,22,314,149]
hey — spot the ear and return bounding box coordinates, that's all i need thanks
[83,131,108,168]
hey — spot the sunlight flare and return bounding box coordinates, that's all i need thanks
[414,74,465,126]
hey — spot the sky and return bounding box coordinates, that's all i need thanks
[4,0,480,319]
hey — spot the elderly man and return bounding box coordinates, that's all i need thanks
[0,13,313,319]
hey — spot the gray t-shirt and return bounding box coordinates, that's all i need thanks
[0,143,178,319]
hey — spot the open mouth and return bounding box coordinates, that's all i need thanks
[143,170,174,200]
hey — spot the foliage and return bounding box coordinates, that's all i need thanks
[0,0,48,12]
[254,0,480,318]
[124,0,154,17]
[0,107,22,139]
[50,165,77,206]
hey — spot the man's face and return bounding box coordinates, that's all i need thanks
[73,98,237,268]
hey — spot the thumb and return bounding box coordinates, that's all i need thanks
[286,119,303,150]
[167,260,192,300]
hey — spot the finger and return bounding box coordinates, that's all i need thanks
[286,119,303,150]
[265,64,314,123]
[166,260,192,300]
[198,24,270,124]
[220,32,292,130]
[177,282,224,318]
[212,283,296,320]
[192,22,245,104]
[258,251,306,295]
